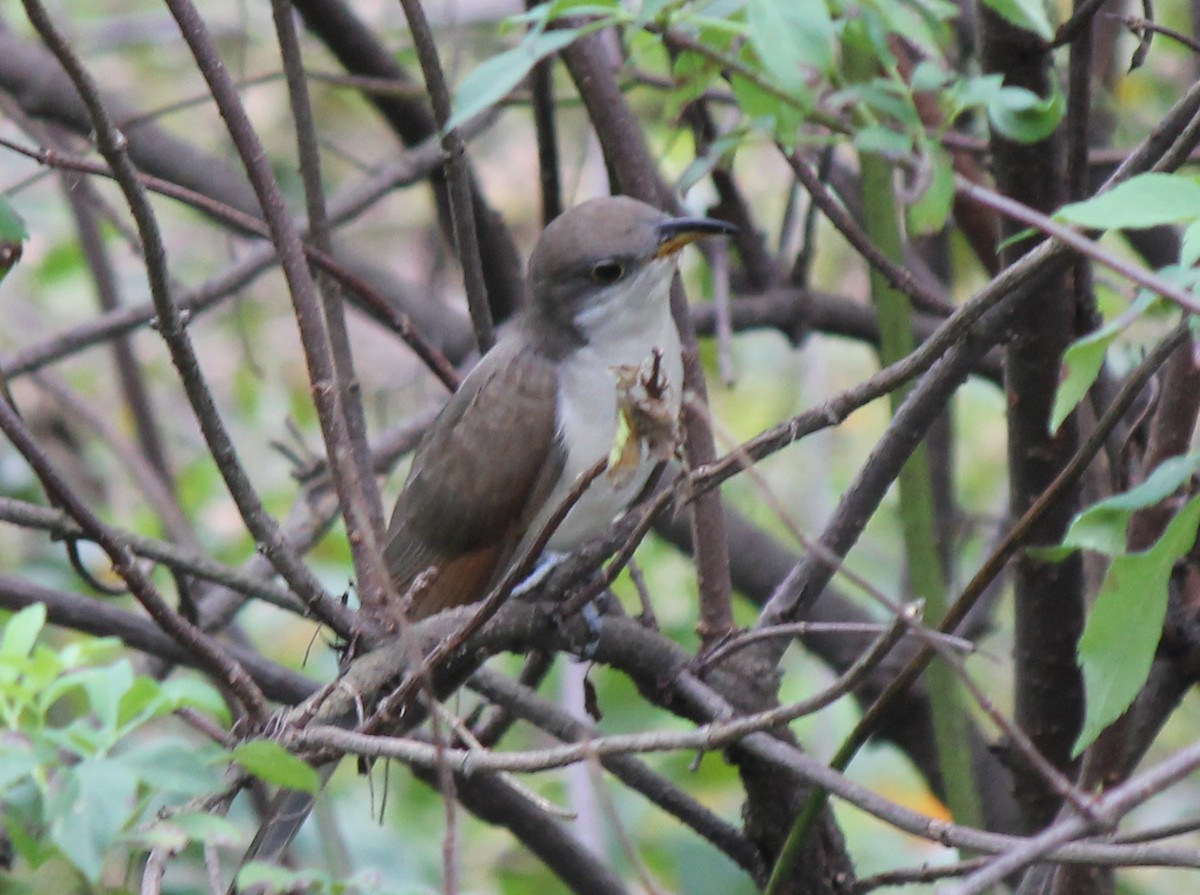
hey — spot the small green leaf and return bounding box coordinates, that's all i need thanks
[671,49,719,107]
[1027,543,1075,563]
[1058,449,1200,556]
[1,603,46,658]
[853,125,913,157]
[747,0,834,91]
[979,0,1055,40]
[1057,173,1200,230]
[1050,291,1157,434]
[237,862,334,894]
[0,197,27,242]
[1085,449,1200,513]
[906,146,955,235]
[121,738,223,796]
[117,674,166,732]
[731,72,808,138]
[988,83,1064,143]
[849,79,923,129]
[76,660,135,739]
[634,0,676,27]
[876,0,951,56]
[131,811,240,850]
[678,131,745,195]
[446,27,582,131]
[1050,330,1114,435]
[232,740,321,794]
[172,811,241,845]
[160,674,231,723]
[1181,219,1200,268]
[1075,494,1200,755]
[547,0,617,14]
[996,226,1039,254]
[48,757,139,883]
[945,73,1004,119]
[0,747,41,794]
[910,60,953,93]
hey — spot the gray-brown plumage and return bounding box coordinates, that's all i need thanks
[237,198,733,878]
[384,196,735,621]
[383,334,563,618]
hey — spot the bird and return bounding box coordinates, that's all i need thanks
[234,197,735,881]
[383,195,736,621]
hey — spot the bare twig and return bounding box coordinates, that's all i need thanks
[396,0,494,351]
[18,0,358,638]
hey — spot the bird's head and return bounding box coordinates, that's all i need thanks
[527,196,736,347]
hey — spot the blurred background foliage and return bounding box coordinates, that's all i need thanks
[2,0,1200,893]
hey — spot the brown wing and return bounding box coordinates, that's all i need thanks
[383,335,564,620]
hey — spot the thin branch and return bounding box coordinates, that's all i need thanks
[0,135,461,390]
[1052,0,1114,47]
[0,497,303,613]
[956,174,1200,314]
[783,149,957,318]
[272,0,386,538]
[0,382,269,720]
[18,0,359,639]
[468,667,764,879]
[396,0,494,351]
[166,0,396,618]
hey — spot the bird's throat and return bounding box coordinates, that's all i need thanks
[536,291,682,552]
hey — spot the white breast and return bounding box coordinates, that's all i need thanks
[527,265,684,553]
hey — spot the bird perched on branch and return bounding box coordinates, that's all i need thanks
[236,197,735,879]
[383,195,736,621]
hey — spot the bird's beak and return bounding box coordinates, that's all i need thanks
[654,216,739,258]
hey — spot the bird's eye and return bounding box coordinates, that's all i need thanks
[589,261,625,284]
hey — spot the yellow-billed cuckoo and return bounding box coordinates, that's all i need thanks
[384,195,736,620]
[235,197,734,881]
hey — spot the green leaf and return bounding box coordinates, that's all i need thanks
[945,73,1004,118]
[1075,494,1200,755]
[237,862,335,894]
[847,79,922,130]
[988,83,1064,143]
[120,738,223,796]
[1050,330,1114,435]
[1057,172,1200,230]
[875,0,951,56]
[116,674,167,733]
[747,0,834,92]
[979,0,1055,40]
[853,125,912,157]
[232,740,321,794]
[1050,291,1158,434]
[906,146,955,235]
[0,747,42,794]
[671,49,720,107]
[1085,448,1200,511]
[130,811,240,850]
[1,604,46,658]
[48,757,139,883]
[0,197,27,242]
[678,131,746,195]
[169,810,242,845]
[160,674,231,723]
[634,0,677,27]
[75,660,135,740]
[1182,219,1200,268]
[1035,448,1200,562]
[731,71,808,137]
[446,27,582,131]
[910,60,953,93]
